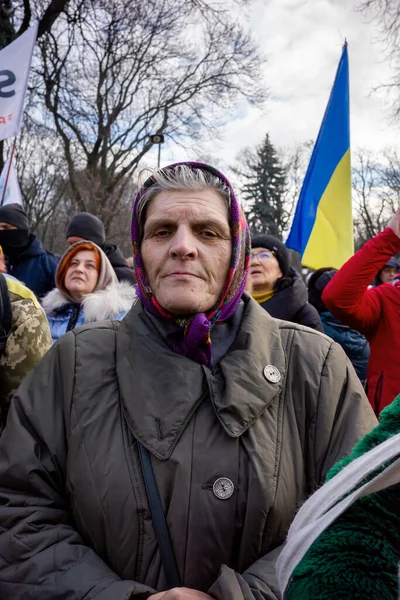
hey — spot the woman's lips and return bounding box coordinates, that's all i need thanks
[167,273,199,279]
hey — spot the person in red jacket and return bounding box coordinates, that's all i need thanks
[322,208,400,415]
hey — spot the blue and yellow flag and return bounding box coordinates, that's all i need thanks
[286,44,353,269]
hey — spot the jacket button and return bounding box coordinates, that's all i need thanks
[213,477,234,500]
[263,365,281,383]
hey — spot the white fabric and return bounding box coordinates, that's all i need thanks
[42,280,136,322]
[0,22,38,140]
[277,431,400,597]
[0,156,23,206]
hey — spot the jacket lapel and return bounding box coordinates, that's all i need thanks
[116,297,286,458]
[208,297,286,437]
[116,301,205,460]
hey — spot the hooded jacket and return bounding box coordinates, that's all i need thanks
[323,228,400,414]
[42,241,136,342]
[307,269,370,382]
[0,274,52,432]
[104,243,136,285]
[0,295,376,600]
[5,234,58,298]
[258,268,323,331]
[319,312,370,383]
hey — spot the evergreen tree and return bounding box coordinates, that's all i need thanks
[234,134,289,238]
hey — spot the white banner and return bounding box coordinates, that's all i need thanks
[0,23,38,141]
[0,155,23,207]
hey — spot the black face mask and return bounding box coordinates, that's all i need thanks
[0,228,30,254]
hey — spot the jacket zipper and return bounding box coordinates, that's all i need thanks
[66,304,81,332]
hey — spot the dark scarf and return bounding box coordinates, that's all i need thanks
[0,228,30,255]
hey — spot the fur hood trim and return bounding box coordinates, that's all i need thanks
[42,280,136,322]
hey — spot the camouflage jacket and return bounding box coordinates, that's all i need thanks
[0,275,52,432]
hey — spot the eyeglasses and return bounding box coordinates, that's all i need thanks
[250,251,275,262]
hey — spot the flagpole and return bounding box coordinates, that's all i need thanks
[1,141,16,206]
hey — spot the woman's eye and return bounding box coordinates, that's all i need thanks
[155,230,170,237]
[200,230,217,238]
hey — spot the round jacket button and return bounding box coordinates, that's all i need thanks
[263,365,281,383]
[213,477,234,500]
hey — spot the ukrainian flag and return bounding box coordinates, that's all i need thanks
[286,44,353,269]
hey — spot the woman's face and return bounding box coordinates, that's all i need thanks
[64,250,99,301]
[249,247,282,293]
[141,188,232,315]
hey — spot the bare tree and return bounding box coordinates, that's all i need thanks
[0,0,76,168]
[25,0,264,236]
[13,120,67,247]
[352,147,400,246]
[358,0,400,117]
[280,141,313,233]
[0,0,73,48]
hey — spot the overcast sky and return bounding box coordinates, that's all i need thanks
[157,0,398,174]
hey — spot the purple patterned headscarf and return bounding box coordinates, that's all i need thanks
[131,162,250,366]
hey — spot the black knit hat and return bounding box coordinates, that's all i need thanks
[66,212,106,247]
[0,203,29,230]
[308,267,337,313]
[251,233,290,276]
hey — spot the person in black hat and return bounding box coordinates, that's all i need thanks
[0,204,58,298]
[66,212,136,285]
[248,233,323,331]
[308,267,370,383]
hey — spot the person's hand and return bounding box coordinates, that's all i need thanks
[148,587,213,600]
[388,207,400,238]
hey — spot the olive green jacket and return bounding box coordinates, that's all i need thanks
[0,295,377,599]
[0,275,52,431]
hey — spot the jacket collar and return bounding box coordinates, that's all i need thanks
[117,294,286,459]
[7,234,45,261]
[42,280,136,320]
[261,268,307,320]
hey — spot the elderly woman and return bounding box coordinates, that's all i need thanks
[248,234,323,331]
[42,240,136,342]
[0,163,376,600]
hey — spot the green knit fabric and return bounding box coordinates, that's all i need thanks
[286,394,400,600]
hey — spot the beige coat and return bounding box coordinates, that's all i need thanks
[0,295,377,599]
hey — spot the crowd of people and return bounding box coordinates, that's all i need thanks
[0,162,399,599]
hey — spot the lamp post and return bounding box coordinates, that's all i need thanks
[149,134,165,168]
[301,266,309,282]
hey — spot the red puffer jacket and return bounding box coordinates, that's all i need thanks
[323,228,400,415]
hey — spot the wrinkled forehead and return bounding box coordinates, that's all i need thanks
[144,188,230,225]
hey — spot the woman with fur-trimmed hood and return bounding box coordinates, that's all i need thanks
[42,240,136,343]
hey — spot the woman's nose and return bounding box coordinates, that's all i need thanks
[169,226,198,259]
